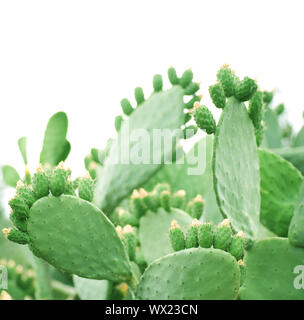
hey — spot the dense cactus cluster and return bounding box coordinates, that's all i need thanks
[1,65,304,300]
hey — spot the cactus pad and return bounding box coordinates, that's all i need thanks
[239,238,304,300]
[213,97,260,238]
[136,248,240,300]
[27,195,131,281]
[259,149,303,236]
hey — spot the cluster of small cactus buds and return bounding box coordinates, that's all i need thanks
[3,161,95,246]
[169,218,245,261]
[0,259,35,299]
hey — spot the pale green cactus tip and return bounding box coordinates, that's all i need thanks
[116,224,136,261]
[185,218,201,249]
[169,219,185,252]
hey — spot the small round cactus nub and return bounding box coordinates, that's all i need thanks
[254,121,265,147]
[0,291,12,300]
[168,67,179,85]
[275,103,285,116]
[180,69,193,89]
[229,231,245,260]
[248,91,263,129]
[78,172,95,202]
[130,189,147,218]
[198,222,213,248]
[16,181,36,208]
[140,188,158,212]
[234,77,258,102]
[160,190,171,212]
[115,115,123,132]
[169,220,185,251]
[209,82,226,108]
[154,183,170,195]
[183,125,198,139]
[9,195,29,220]
[171,190,186,209]
[117,208,139,227]
[32,166,50,199]
[184,95,202,109]
[188,194,204,219]
[25,165,31,185]
[3,228,30,245]
[122,225,136,261]
[193,102,216,135]
[49,162,69,197]
[153,74,163,92]
[213,219,232,251]
[134,87,145,105]
[64,177,76,196]
[10,210,27,233]
[120,98,134,116]
[238,259,246,286]
[185,219,200,249]
[262,90,274,104]
[216,64,236,97]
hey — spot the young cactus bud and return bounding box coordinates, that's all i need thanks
[189,195,204,219]
[275,103,285,115]
[168,67,179,85]
[16,181,36,208]
[10,210,27,233]
[171,190,186,209]
[238,259,246,286]
[3,228,29,245]
[213,219,232,251]
[117,208,139,227]
[234,77,258,102]
[32,165,49,199]
[49,162,68,197]
[169,220,185,251]
[183,125,198,139]
[134,87,145,105]
[184,95,202,109]
[185,219,200,248]
[130,189,147,218]
[122,225,136,261]
[160,190,171,212]
[198,222,213,248]
[262,90,273,104]
[209,82,226,109]
[154,183,170,195]
[120,98,134,116]
[193,102,216,135]
[9,195,29,220]
[229,231,245,260]
[248,91,263,128]
[114,115,123,132]
[216,64,235,97]
[139,188,158,212]
[184,82,200,95]
[78,172,95,202]
[180,69,193,88]
[153,74,163,92]
[64,177,76,196]
[0,291,12,300]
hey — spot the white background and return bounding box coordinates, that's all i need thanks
[0,0,304,179]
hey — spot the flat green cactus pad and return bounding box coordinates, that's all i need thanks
[239,238,304,300]
[274,146,304,175]
[259,149,303,236]
[40,112,71,166]
[202,189,222,224]
[293,126,304,147]
[27,195,131,281]
[139,208,192,264]
[262,106,282,148]
[73,275,111,300]
[288,183,304,247]
[95,86,186,213]
[136,248,240,300]
[144,136,214,201]
[213,97,260,238]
